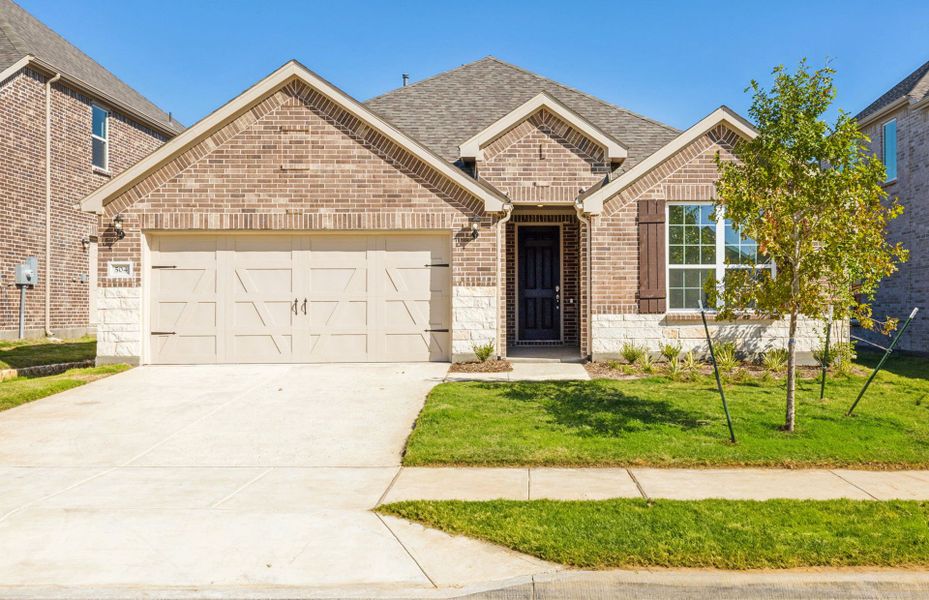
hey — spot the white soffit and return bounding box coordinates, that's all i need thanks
[458,92,628,162]
[581,106,757,214]
[80,60,507,214]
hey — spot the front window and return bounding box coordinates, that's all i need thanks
[92,104,109,171]
[667,203,773,310]
[882,119,897,182]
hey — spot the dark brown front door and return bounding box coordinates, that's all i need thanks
[518,226,561,341]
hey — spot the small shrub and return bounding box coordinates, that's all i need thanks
[620,342,646,365]
[713,341,739,374]
[666,357,684,380]
[659,342,682,363]
[638,352,654,373]
[607,359,623,371]
[762,348,789,374]
[681,351,700,376]
[832,342,856,376]
[472,340,495,363]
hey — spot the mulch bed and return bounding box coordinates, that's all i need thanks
[584,361,863,381]
[449,359,513,373]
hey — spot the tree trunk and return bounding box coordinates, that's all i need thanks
[784,310,798,432]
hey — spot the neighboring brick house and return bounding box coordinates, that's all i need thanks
[0,0,182,339]
[855,59,929,355]
[80,58,838,365]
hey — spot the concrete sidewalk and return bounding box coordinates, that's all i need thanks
[382,467,929,503]
[445,362,590,382]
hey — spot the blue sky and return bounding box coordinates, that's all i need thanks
[20,0,929,129]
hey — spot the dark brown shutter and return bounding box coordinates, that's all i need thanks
[638,199,666,313]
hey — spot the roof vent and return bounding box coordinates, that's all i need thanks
[402,73,409,87]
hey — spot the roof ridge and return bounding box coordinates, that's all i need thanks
[365,56,496,103]
[483,56,681,134]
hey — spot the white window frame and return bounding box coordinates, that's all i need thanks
[882,118,897,183]
[665,201,774,312]
[91,103,109,172]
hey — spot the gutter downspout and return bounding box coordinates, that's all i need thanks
[45,72,61,337]
[495,200,513,359]
[574,198,592,360]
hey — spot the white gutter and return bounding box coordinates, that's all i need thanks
[495,201,514,358]
[574,198,592,360]
[855,96,908,128]
[45,71,61,336]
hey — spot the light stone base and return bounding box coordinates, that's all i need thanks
[452,286,497,362]
[95,287,142,363]
[592,313,848,365]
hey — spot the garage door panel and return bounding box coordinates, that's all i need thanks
[149,233,450,364]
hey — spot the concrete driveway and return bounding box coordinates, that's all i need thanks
[0,364,555,597]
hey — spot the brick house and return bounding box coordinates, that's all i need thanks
[80,58,837,365]
[855,59,929,355]
[0,0,181,339]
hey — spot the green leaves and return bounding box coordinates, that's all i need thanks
[714,60,907,327]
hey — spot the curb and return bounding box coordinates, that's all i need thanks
[0,359,95,382]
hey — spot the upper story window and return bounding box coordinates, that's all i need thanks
[667,203,773,310]
[91,104,109,171]
[882,118,897,182]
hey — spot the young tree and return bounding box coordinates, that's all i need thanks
[711,61,907,432]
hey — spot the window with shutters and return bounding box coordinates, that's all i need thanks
[667,202,773,310]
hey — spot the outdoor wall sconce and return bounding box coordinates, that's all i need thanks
[80,237,90,250]
[113,214,125,240]
[469,217,481,239]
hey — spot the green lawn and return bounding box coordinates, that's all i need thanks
[404,355,929,468]
[0,336,97,369]
[379,498,929,569]
[0,364,130,412]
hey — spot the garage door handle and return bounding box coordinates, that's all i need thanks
[151,265,176,269]
[426,263,450,267]
[292,298,298,315]
[151,331,175,335]
[301,298,307,315]
[425,328,449,333]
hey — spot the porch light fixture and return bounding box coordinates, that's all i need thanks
[80,237,90,250]
[469,217,481,239]
[113,214,125,240]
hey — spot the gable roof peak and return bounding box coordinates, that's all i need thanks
[79,60,507,215]
[459,90,627,162]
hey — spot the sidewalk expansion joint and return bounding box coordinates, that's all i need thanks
[829,469,879,500]
[375,512,437,588]
[375,466,403,507]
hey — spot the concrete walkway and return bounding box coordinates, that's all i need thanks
[0,364,560,596]
[444,362,590,382]
[383,467,929,502]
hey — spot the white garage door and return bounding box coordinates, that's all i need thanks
[148,233,451,364]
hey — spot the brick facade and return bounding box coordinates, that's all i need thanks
[0,67,166,338]
[95,80,499,362]
[90,65,826,365]
[589,124,840,362]
[478,108,611,203]
[859,106,929,354]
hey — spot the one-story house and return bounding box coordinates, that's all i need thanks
[80,58,836,365]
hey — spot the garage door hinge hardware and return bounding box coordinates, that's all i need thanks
[151,331,175,335]
[425,328,449,332]
[426,263,450,267]
[151,265,177,269]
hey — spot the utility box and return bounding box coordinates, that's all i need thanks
[15,256,38,286]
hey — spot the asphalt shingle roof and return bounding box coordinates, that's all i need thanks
[365,57,679,171]
[0,0,182,134]
[856,59,929,122]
